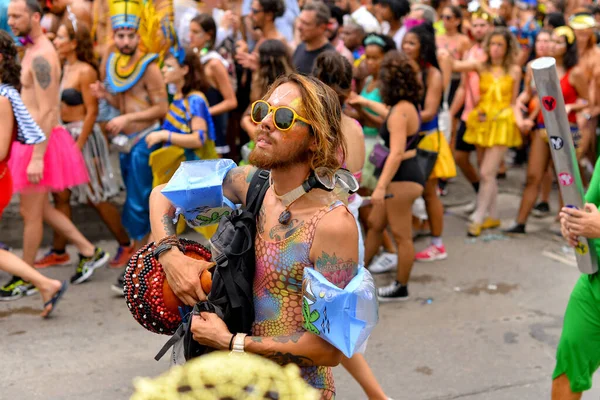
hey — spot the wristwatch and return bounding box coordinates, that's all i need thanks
[232,333,247,353]
[153,241,183,261]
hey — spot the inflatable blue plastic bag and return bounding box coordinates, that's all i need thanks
[302,266,378,358]
[161,159,237,228]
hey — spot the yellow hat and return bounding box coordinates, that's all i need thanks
[569,14,596,30]
[109,0,144,31]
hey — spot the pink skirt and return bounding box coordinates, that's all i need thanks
[8,126,89,193]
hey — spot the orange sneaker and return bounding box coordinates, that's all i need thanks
[109,244,135,268]
[34,250,71,269]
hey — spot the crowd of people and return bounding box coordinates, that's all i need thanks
[4,0,600,397]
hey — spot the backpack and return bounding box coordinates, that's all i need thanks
[155,169,271,362]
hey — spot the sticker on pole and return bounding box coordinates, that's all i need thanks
[558,172,573,186]
[542,96,557,111]
[575,242,589,255]
[550,136,564,150]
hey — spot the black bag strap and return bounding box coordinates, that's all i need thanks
[245,169,270,216]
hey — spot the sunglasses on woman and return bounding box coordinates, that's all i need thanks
[250,100,312,131]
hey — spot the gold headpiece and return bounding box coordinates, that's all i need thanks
[109,0,143,31]
[569,14,596,30]
[471,10,492,22]
[554,26,575,45]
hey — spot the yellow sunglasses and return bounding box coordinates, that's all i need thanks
[250,100,311,131]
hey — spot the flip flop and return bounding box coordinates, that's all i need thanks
[43,281,68,319]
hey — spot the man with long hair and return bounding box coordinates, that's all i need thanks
[149,74,359,399]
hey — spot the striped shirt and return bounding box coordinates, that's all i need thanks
[0,84,46,145]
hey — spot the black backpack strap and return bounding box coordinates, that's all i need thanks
[245,169,270,216]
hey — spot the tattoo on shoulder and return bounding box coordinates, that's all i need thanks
[315,251,358,289]
[272,332,304,344]
[162,213,176,236]
[269,218,304,241]
[266,351,313,366]
[224,167,246,186]
[32,56,52,90]
[257,206,266,235]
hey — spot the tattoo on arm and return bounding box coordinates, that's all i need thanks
[265,352,314,366]
[315,251,358,289]
[32,56,52,90]
[162,213,176,236]
[272,332,304,343]
[250,336,263,343]
[269,219,304,241]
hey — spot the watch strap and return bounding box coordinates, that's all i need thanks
[232,333,247,353]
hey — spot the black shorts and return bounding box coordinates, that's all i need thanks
[392,156,426,187]
[455,120,475,152]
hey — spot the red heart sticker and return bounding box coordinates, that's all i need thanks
[542,96,556,111]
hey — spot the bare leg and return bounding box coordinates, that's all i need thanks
[540,166,553,204]
[516,132,551,224]
[42,197,95,257]
[20,192,47,266]
[471,146,508,224]
[551,374,582,400]
[455,150,479,185]
[341,354,388,400]
[51,190,72,252]
[0,249,62,317]
[386,181,423,284]
[364,201,387,267]
[89,201,130,246]
[423,178,443,237]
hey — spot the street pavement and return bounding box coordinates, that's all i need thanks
[2,166,600,400]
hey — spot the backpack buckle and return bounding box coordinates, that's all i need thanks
[258,170,270,180]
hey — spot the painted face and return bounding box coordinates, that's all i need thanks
[470,18,491,42]
[189,21,209,49]
[365,44,385,76]
[550,33,568,58]
[534,32,551,57]
[113,28,139,55]
[7,0,34,38]
[248,82,313,170]
[488,34,507,61]
[52,24,74,59]
[402,32,420,62]
[161,56,186,85]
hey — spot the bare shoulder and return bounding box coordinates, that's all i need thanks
[223,165,259,205]
[571,65,585,81]
[312,206,358,251]
[510,64,522,79]
[0,95,12,112]
[80,63,98,81]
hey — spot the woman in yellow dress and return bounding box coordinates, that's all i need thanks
[454,27,522,237]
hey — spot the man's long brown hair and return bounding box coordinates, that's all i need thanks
[263,73,346,171]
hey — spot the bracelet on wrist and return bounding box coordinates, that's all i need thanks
[228,333,236,351]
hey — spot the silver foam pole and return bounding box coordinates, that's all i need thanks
[531,57,598,274]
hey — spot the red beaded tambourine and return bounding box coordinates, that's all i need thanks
[124,238,212,335]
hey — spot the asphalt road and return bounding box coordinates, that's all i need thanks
[2,168,600,400]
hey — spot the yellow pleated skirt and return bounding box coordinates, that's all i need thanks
[417,130,457,180]
[465,108,522,148]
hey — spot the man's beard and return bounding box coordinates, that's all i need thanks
[117,45,137,55]
[16,21,32,37]
[249,135,312,170]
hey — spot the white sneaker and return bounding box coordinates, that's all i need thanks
[369,252,397,274]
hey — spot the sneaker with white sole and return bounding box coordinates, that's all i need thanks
[415,244,447,262]
[70,247,110,284]
[377,281,409,302]
[369,252,398,274]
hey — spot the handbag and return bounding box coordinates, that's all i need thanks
[416,129,440,179]
[368,142,389,171]
[438,82,452,142]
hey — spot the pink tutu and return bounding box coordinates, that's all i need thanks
[8,126,89,193]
